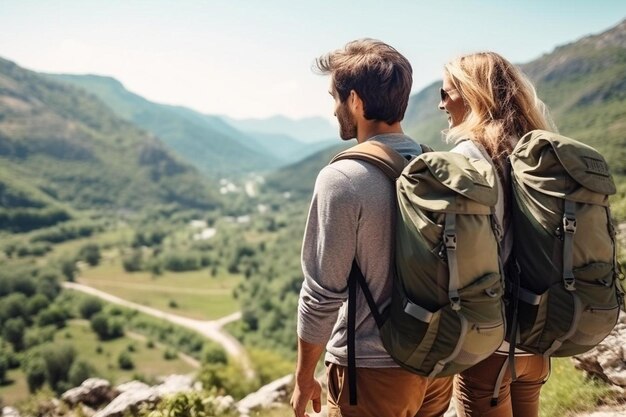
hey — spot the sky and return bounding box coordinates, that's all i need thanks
[0,0,625,121]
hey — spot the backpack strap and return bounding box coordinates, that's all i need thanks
[346,260,383,405]
[337,140,426,405]
[330,140,410,179]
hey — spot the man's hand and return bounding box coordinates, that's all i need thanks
[291,377,322,417]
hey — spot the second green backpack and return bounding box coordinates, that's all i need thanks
[507,130,623,357]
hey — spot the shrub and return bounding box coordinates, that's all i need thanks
[37,305,67,328]
[3,317,26,351]
[118,351,134,370]
[79,297,103,319]
[68,360,95,387]
[78,243,101,266]
[24,357,47,393]
[0,353,7,383]
[27,294,51,315]
[38,344,76,392]
[122,250,143,272]
[202,345,228,365]
[163,349,178,361]
[90,313,110,340]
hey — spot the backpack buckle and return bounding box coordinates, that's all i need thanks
[444,233,457,250]
[564,276,576,291]
[563,216,577,234]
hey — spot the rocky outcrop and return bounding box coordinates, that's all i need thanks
[573,311,626,398]
[236,374,293,416]
[93,375,195,417]
[2,407,21,417]
[61,378,118,407]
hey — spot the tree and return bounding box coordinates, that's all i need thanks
[0,353,7,384]
[202,345,228,365]
[79,297,103,319]
[37,305,67,328]
[25,357,47,393]
[118,351,134,370]
[27,294,50,316]
[78,243,101,266]
[90,313,110,340]
[60,258,77,282]
[68,360,95,387]
[3,317,25,351]
[39,344,76,392]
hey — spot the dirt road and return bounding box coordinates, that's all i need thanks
[63,281,254,379]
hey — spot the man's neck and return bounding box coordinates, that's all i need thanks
[356,121,404,143]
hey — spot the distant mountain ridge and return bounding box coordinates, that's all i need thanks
[49,75,339,175]
[47,74,282,177]
[0,57,220,218]
[223,115,338,144]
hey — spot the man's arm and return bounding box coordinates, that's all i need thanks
[290,338,325,417]
[293,164,358,416]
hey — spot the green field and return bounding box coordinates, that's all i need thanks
[78,262,242,320]
[0,320,196,406]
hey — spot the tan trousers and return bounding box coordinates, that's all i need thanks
[455,354,550,417]
[326,363,453,417]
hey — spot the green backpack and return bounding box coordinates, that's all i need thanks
[331,141,506,405]
[507,130,623,357]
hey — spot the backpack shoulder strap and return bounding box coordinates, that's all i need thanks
[330,141,409,179]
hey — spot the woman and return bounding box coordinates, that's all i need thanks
[438,52,556,417]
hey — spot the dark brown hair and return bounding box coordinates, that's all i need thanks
[315,39,412,124]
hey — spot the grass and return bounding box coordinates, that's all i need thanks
[0,368,30,406]
[78,261,242,320]
[539,357,612,417]
[0,320,196,406]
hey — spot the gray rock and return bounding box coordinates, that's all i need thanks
[236,374,293,415]
[94,375,195,417]
[2,407,20,417]
[61,378,118,407]
[573,312,626,391]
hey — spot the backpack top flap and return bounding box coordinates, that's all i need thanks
[399,152,498,214]
[511,130,616,203]
[330,140,408,180]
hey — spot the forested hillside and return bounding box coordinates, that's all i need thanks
[0,58,220,226]
[47,74,282,177]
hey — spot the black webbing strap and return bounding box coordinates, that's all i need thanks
[346,260,383,405]
[347,262,358,405]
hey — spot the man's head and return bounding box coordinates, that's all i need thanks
[315,39,412,139]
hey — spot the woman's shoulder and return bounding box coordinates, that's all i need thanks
[450,139,488,161]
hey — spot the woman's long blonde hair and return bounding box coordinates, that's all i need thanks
[444,52,555,175]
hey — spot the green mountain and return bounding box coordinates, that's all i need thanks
[263,143,350,199]
[0,57,220,228]
[404,80,449,149]
[46,74,281,177]
[223,115,338,144]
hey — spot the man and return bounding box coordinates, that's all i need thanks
[291,39,453,417]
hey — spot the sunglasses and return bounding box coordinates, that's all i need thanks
[440,88,456,102]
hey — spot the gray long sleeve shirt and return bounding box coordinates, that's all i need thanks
[297,133,422,368]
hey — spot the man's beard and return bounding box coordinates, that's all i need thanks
[336,102,357,140]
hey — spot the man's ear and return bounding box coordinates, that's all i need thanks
[349,90,363,115]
